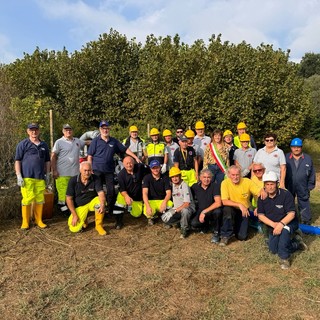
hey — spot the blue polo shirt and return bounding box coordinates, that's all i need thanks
[87,136,127,173]
[15,138,50,179]
[257,188,297,223]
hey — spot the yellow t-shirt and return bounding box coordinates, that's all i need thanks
[221,177,261,208]
[250,175,264,208]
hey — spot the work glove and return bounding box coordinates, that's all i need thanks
[161,208,175,223]
[17,174,24,187]
[45,173,51,187]
[161,163,167,174]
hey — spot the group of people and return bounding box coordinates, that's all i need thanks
[15,120,316,269]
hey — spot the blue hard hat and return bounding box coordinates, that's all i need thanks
[290,138,303,147]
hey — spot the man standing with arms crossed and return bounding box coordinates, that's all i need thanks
[15,123,50,229]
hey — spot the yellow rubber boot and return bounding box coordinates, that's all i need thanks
[95,212,107,236]
[34,203,47,229]
[21,205,31,230]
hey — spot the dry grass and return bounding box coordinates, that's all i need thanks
[0,206,320,320]
[1,138,320,319]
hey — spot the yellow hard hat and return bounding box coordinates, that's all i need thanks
[223,130,233,137]
[150,128,160,135]
[169,167,181,177]
[129,125,138,132]
[195,121,205,129]
[237,122,247,130]
[185,129,195,138]
[240,133,250,142]
[162,129,172,137]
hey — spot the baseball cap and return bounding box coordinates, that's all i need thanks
[149,160,161,168]
[99,120,110,127]
[63,124,72,129]
[27,123,39,129]
[179,135,188,142]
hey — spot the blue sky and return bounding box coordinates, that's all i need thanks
[1,0,320,64]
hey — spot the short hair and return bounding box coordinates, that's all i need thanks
[200,168,213,178]
[80,161,92,170]
[252,162,265,169]
[227,165,241,175]
[211,129,223,139]
[264,133,277,140]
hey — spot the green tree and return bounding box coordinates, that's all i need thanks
[299,52,320,78]
[57,29,140,130]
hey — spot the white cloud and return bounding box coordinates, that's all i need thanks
[20,0,320,61]
[0,34,16,64]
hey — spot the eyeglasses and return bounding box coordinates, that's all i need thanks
[176,130,183,133]
[253,169,264,173]
[265,139,274,142]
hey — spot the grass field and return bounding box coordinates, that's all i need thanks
[0,140,320,320]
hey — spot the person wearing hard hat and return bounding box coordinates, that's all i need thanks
[123,125,145,162]
[233,122,256,149]
[161,167,196,238]
[142,160,173,225]
[185,129,199,155]
[15,122,51,230]
[113,156,149,229]
[233,133,257,178]
[193,121,211,169]
[203,129,229,187]
[257,171,307,270]
[144,127,168,174]
[220,165,265,246]
[163,129,179,172]
[223,130,237,166]
[87,120,141,217]
[285,138,316,225]
[173,135,199,186]
[51,124,86,217]
[190,169,222,243]
[253,133,286,188]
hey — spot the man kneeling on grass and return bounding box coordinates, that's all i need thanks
[66,161,107,235]
[161,167,195,238]
[257,171,307,270]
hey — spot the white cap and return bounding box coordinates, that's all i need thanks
[262,171,278,182]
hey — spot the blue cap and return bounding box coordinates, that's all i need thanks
[149,160,161,168]
[99,120,110,127]
[290,138,303,147]
[27,122,39,129]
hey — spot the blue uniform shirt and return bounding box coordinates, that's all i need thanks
[257,188,297,223]
[87,136,127,173]
[15,138,50,179]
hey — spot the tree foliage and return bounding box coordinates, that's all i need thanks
[4,29,312,147]
[299,53,320,78]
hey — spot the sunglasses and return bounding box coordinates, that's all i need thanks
[265,139,274,142]
[253,169,264,173]
[176,130,183,133]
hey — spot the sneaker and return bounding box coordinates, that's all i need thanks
[148,219,154,226]
[219,237,229,247]
[115,223,124,230]
[294,234,308,251]
[211,233,220,244]
[279,259,290,270]
[180,228,188,239]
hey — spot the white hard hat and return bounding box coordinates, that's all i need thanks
[262,171,278,182]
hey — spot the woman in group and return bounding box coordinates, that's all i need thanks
[253,133,286,188]
[203,129,229,186]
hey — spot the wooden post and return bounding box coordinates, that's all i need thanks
[49,109,54,150]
